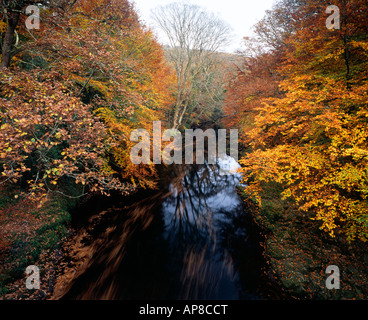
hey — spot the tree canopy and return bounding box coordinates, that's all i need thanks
[0,0,176,200]
[225,0,368,241]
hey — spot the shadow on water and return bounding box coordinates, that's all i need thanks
[58,157,282,300]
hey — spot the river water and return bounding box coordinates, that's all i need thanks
[59,156,279,300]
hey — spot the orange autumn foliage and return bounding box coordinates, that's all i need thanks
[0,0,175,199]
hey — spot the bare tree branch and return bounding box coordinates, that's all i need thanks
[151,2,232,129]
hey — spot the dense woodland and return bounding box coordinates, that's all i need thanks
[0,0,367,299]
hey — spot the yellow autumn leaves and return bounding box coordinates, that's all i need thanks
[229,0,368,241]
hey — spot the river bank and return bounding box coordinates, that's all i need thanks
[237,182,368,300]
[0,184,74,299]
[0,186,157,300]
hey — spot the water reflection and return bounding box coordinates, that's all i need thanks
[58,156,267,300]
[161,157,253,299]
[163,159,242,231]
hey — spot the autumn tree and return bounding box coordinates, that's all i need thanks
[0,69,133,201]
[0,0,176,199]
[224,0,303,138]
[226,0,368,241]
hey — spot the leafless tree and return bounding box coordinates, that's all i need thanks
[151,2,232,129]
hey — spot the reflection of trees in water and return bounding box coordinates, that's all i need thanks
[214,206,263,299]
[161,161,251,299]
[162,162,241,239]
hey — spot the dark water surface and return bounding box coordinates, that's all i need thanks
[60,157,280,300]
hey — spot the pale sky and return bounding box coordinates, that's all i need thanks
[132,0,276,53]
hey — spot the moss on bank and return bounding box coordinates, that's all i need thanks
[238,182,368,300]
[0,185,79,299]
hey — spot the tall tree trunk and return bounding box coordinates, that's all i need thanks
[172,101,180,129]
[1,10,20,69]
[177,99,190,128]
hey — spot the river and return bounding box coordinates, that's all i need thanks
[57,156,281,300]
